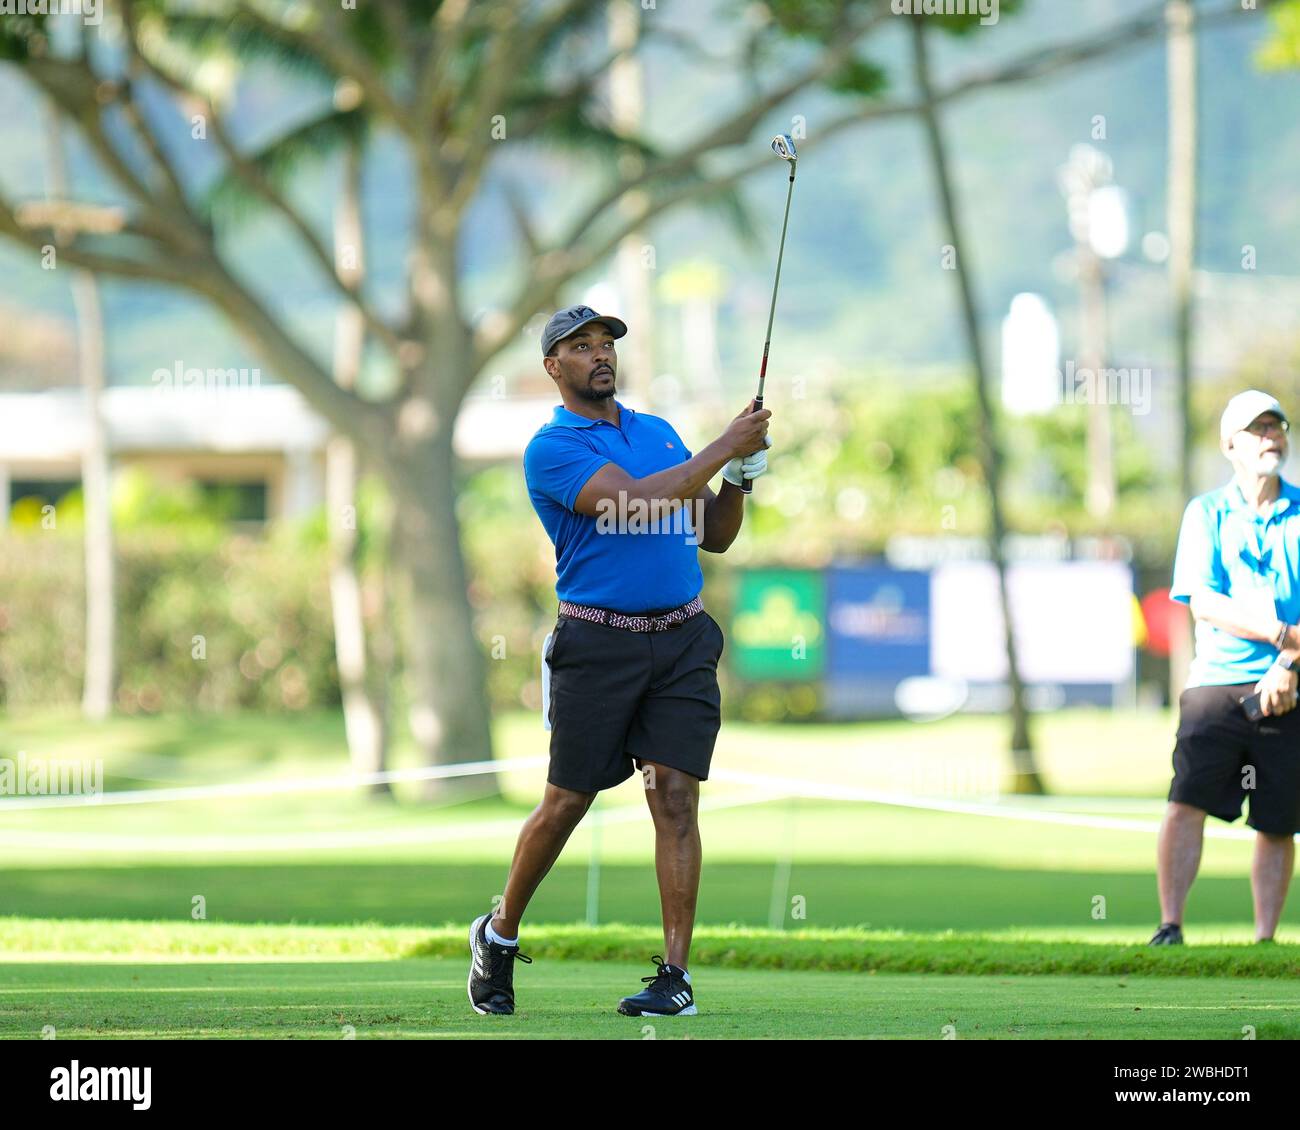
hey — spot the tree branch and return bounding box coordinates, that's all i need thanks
[114,12,192,212]
[0,191,206,289]
[551,5,887,253]
[195,256,383,443]
[3,188,377,447]
[417,0,476,135]
[501,179,541,260]
[507,46,627,145]
[235,0,415,137]
[25,58,204,254]
[121,13,404,358]
[474,0,1265,374]
[931,0,1265,104]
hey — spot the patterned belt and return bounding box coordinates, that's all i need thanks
[558,595,704,632]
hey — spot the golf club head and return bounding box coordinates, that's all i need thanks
[770,134,797,163]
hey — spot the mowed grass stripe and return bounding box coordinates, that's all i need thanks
[3,918,1298,978]
[3,959,1298,1040]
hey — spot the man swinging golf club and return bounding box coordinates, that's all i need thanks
[466,303,772,1017]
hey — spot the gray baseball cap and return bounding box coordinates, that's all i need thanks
[541,304,628,356]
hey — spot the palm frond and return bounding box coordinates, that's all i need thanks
[0,12,47,61]
[825,57,888,98]
[147,11,337,88]
[202,106,368,223]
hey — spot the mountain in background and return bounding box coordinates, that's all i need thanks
[0,0,1295,403]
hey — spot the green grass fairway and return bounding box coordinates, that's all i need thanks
[0,799,1290,937]
[3,707,1297,1039]
[5,956,1299,1041]
[2,919,1299,1040]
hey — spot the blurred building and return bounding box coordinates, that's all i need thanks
[0,375,626,526]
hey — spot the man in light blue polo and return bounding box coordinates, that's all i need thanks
[467,304,772,1017]
[1155,390,1300,945]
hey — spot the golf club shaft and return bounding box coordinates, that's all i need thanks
[743,165,796,494]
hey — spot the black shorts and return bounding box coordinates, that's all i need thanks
[544,608,724,793]
[1169,682,1300,835]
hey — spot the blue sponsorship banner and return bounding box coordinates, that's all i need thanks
[825,565,931,680]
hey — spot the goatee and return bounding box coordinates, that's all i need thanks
[576,382,616,402]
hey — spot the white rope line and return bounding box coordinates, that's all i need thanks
[0,756,551,811]
[0,791,787,854]
[0,756,1277,844]
[710,769,1271,842]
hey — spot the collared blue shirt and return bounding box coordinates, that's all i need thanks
[524,400,704,612]
[1171,477,1300,687]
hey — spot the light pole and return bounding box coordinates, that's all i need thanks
[1059,144,1130,520]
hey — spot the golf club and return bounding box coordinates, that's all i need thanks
[743,133,798,494]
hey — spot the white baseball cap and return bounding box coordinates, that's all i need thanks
[1220,389,1288,444]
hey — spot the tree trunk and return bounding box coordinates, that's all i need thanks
[1168,0,1196,507]
[327,433,391,793]
[75,267,114,721]
[610,0,656,395]
[44,104,115,720]
[1167,0,1197,705]
[910,18,1043,794]
[1078,248,1115,518]
[388,428,498,802]
[329,138,391,795]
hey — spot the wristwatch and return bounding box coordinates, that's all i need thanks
[1274,654,1300,673]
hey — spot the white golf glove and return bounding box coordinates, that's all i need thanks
[723,434,772,487]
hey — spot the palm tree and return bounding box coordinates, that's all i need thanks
[909,16,1041,793]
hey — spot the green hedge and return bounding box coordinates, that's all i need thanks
[0,531,338,714]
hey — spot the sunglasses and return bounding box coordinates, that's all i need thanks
[1241,418,1289,437]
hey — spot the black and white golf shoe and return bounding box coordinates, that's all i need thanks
[617,955,697,1017]
[1148,923,1184,946]
[468,913,532,1015]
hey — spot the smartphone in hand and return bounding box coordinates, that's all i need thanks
[1239,692,1266,722]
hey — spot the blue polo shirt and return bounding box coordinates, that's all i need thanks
[524,400,704,612]
[1171,477,1300,688]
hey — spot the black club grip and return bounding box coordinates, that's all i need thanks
[740,394,764,495]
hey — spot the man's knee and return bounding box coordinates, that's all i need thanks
[541,785,595,826]
[1167,801,1207,826]
[651,779,698,836]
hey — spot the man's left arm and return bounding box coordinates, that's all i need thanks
[697,480,745,553]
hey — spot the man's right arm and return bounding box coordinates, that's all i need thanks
[572,403,770,519]
[1187,590,1299,649]
[1175,498,1298,648]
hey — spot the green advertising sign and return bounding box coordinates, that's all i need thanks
[731,570,825,680]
